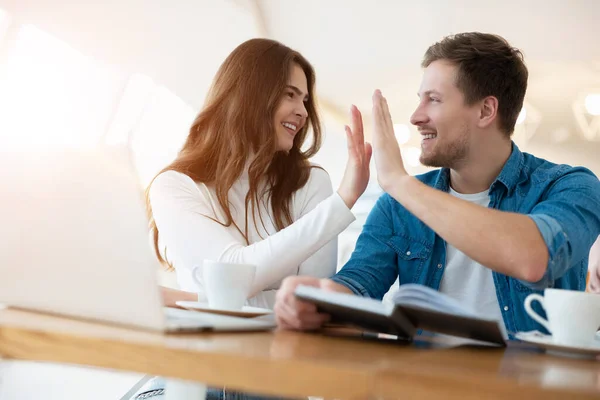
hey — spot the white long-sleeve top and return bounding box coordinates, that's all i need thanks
[149,166,355,309]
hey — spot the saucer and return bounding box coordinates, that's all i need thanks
[176,301,273,318]
[515,331,600,358]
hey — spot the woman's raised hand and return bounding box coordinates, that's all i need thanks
[337,105,373,208]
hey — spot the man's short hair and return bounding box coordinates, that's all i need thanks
[422,32,528,136]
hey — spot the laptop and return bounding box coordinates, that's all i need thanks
[0,147,275,333]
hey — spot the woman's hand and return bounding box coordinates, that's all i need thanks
[160,286,196,307]
[337,105,373,209]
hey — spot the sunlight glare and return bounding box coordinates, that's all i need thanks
[0,24,115,151]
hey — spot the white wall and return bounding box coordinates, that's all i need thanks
[0,0,257,110]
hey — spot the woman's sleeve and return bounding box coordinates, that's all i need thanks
[294,167,343,279]
[149,170,355,298]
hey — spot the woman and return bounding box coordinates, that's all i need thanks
[148,38,370,310]
[134,38,370,399]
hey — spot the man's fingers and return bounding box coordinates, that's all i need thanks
[276,298,329,330]
[373,90,385,124]
[277,285,317,317]
[372,89,394,135]
[283,291,318,314]
[277,312,328,331]
[372,91,386,148]
[277,276,321,300]
[380,94,394,134]
[274,297,298,329]
[275,277,332,331]
[590,274,600,293]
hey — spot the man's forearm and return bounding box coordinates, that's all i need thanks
[323,278,355,295]
[388,176,549,282]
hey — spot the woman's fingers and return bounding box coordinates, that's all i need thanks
[364,141,373,163]
[350,104,364,146]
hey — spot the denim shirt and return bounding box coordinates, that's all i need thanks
[331,143,600,338]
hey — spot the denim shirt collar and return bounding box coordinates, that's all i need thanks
[432,141,524,195]
[433,168,450,191]
[493,142,525,195]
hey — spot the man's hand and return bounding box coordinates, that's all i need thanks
[588,237,600,293]
[371,89,408,191]
[274,276,351,330]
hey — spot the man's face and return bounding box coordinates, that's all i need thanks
[410,60,479,169]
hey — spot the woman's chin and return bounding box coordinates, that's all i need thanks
[276,141,294,154]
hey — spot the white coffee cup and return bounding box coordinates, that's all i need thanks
[524,288,600,347]
[191,260,256,311]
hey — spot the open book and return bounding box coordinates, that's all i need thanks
[295,284,506,346]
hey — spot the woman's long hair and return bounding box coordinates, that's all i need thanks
[146,38,323,266]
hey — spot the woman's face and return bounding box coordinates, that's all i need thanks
[273,63,309,152]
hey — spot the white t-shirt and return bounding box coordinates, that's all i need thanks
[149,166,355,309]
[439,187,506,334]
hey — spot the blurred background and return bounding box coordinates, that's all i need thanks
[1,0,599,228]
[1,0,600,209]
[0,0,599,398]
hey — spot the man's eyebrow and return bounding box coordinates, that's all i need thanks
[287,85,309,100]
[417,90,442,97]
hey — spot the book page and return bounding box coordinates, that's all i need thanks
[295,285,394,316]
[392,284,489,320]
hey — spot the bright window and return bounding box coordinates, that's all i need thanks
[0,8,9,41]
[0,24,121,151]
[110,74,196,187]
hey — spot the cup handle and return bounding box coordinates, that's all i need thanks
[190,266,203,289]
[524,293,551,332]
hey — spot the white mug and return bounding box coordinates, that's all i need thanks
[524,288,600,347]
[191,260,256,311]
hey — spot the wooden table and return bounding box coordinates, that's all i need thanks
[1,308,599,399]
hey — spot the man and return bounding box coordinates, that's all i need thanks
[274,32,600,337]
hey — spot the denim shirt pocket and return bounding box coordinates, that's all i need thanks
[387,235,432,283]
[512,278,541,293]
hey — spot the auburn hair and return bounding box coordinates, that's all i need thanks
[146,38,322,266]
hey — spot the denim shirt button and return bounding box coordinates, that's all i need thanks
[406,251,411,256]
[437,263,442,268]
[503,306,509,311]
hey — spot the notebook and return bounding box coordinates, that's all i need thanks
[295,284,505,346]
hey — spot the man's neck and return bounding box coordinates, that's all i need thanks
[449,138,512,194]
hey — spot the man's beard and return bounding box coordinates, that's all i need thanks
[420,131,469,169]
